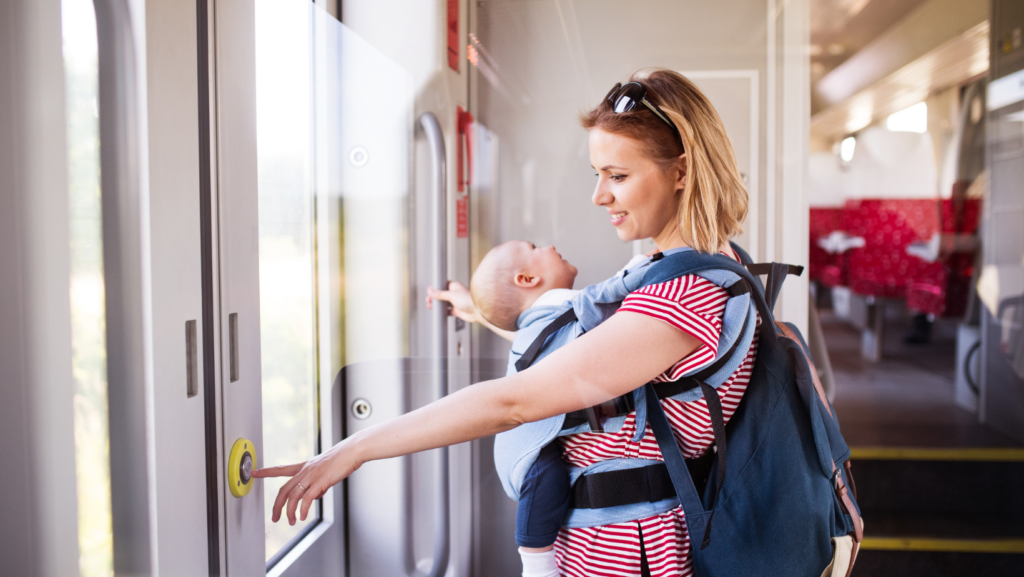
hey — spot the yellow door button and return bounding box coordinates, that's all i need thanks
[228,438,257,498]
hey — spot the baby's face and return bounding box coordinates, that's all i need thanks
[509,241,578,290]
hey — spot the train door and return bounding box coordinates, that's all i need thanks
[210,0,473,575]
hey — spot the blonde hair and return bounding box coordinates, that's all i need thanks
[470,244,527,331]
[580,69,748,253]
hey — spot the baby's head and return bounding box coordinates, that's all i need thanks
[470,240,578,331]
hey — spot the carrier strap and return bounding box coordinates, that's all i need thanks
[568,450,716,509]
[570,462,675,509]
[648,285,752,400]
[514,307,577,373]
[514,307,605,429]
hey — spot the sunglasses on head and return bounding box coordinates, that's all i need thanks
[605,81,684,150]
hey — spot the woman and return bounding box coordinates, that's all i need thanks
[255,69,753,576]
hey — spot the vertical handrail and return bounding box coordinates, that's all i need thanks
[414,112,450,577]
[94,0,159,573]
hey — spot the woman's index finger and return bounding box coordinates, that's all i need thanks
[252,463,304,478]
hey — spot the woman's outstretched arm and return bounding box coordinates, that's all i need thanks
[253,310,700,525]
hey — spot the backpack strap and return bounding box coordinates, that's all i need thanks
[645,381,717,549]
[639,256,782,550]
[746,262,804,310]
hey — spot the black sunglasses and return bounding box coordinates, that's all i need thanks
[605,82,684,150]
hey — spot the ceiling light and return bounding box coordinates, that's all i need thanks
[840,136,856,162]
[886,102,928,133]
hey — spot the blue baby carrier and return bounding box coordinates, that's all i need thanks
[497,244,864,576]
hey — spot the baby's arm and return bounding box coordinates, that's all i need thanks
[427,282,516,342]
[477,312,516,342]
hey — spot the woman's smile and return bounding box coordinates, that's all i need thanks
[609,210,629,226]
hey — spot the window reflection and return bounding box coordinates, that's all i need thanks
[62,0,114,575]
[256,0,412,564]
[255,0,320,561]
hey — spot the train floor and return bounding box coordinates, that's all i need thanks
[824,310,1019,448]
[821,310,1024,576]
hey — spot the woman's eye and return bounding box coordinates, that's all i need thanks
[611,174,626,183]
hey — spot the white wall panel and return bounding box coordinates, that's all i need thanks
[143,1,210,573]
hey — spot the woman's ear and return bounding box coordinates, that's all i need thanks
[513,272,542,288]
[675,153,688,192]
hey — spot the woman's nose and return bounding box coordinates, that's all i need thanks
[592,179,613,207]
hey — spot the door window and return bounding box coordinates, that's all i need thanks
[256,0,412,566]
[255,0,321,561]
[62,0,113,575]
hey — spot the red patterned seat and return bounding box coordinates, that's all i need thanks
[843,199,946,304]
[904,198,981,317]
[809,207,844,286]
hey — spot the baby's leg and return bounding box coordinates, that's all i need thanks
[515,443,570,577]
[519,548,558,577]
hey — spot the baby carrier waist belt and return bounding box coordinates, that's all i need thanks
[569,452,715,509]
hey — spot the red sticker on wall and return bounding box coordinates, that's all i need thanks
[456,197,469,238]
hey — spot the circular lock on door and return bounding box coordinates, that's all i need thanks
[228,438,257,498]
[351,398,372,420]
[349,146,369,167]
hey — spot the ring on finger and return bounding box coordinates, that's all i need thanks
[297,482,306,492]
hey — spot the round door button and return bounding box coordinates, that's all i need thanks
[239,452,253,484]
[228,437,257,498]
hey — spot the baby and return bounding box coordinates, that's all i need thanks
[429,240,651,576]
[467,240,649,577]
[470,240,580,577]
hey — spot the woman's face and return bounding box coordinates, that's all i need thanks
[589,128,685,246]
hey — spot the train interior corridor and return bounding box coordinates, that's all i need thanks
[3,0,1024,576]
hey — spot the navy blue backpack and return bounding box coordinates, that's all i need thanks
[640,249,864,576]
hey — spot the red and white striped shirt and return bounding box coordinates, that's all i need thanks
[555,253,760,577]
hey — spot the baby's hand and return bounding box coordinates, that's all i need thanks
[426,281,478,323]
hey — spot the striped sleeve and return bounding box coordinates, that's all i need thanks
[617,274,728,363]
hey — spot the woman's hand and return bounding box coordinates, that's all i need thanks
[252,436,364,525]
[427,281,478,323]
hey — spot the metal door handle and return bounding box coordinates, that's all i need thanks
[413,112,449,577]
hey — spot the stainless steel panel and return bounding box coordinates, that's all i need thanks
[982,7,1024,441]
[215,0,267,572]
[0,0,81,573]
